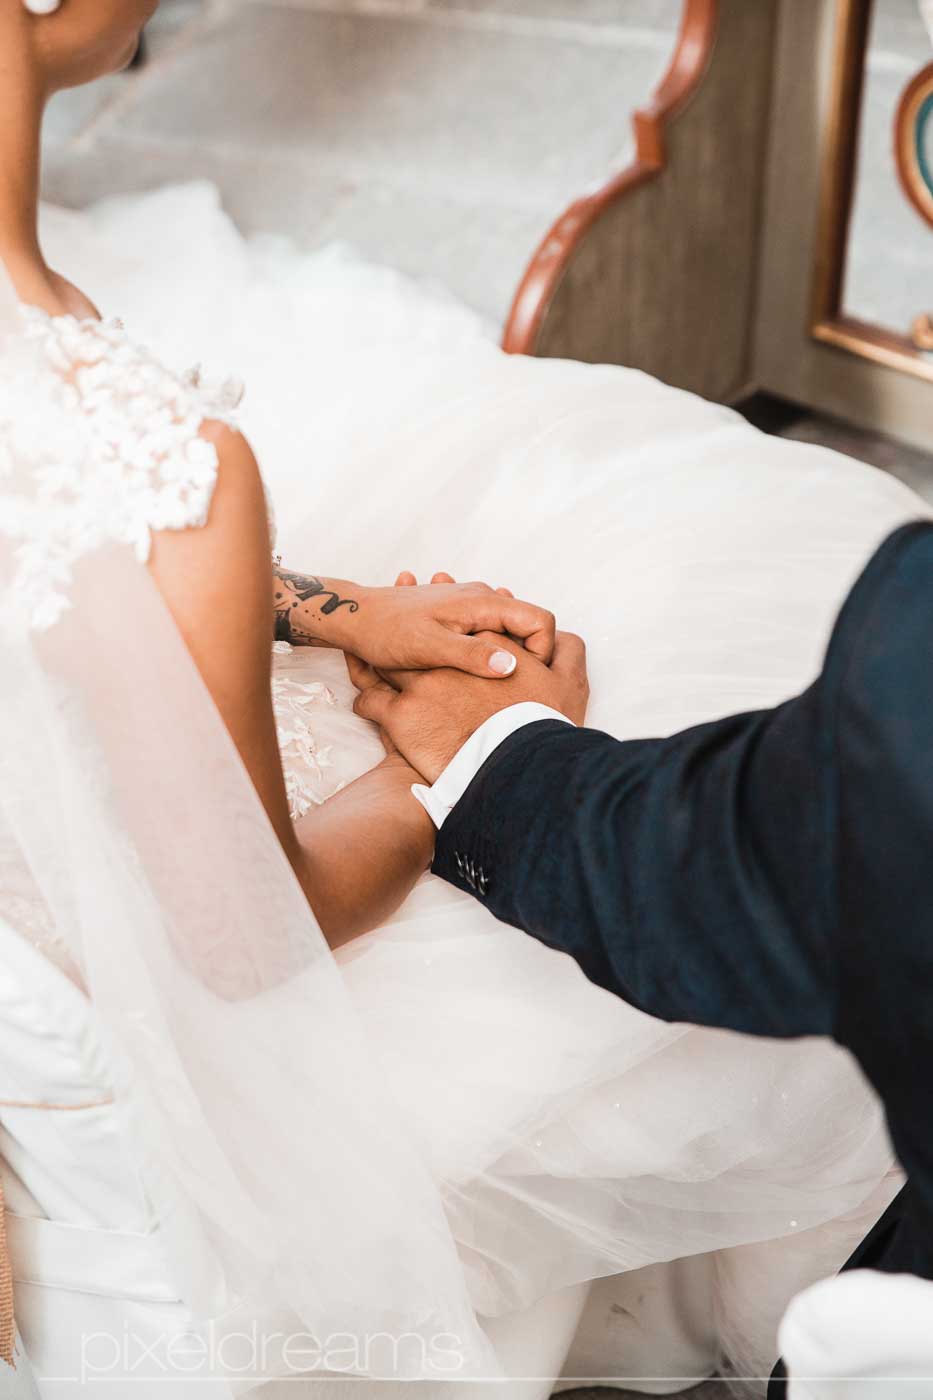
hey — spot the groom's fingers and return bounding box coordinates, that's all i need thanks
[395,571,417,587]
[353,680,397,727]
[551,630,587,675]
[550,631,589,722]
[345,652,380,691]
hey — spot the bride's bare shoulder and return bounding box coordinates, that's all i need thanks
[149,418,274,693]
[19,309,273,675]
[148,417,296,844]
[6,307,292,836]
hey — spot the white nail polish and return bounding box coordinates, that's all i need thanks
[489,650,517,676]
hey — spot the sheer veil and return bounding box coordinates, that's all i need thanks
[0,230,907,1392]
[0,269,497,1385]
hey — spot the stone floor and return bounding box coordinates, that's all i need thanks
[41,0,933,495]
[42,0,681,326]
[42,0,933,337]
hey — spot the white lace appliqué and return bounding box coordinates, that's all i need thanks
[0,307,241,630]
[271,642,346,822]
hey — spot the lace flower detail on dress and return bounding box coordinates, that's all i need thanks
[0,307,241,630]
[271,642,346,821]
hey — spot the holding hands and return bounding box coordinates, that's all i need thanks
[371,571,557,678]
[347,572,589,784]
[277,564,557,679]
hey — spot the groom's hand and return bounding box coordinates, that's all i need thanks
[349,632,589,783]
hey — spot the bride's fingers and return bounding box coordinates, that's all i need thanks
[463,598,555,667]
[386,630,521,685]
[431,572,456,585]
[496,587,515,599]
[395,571,417,587]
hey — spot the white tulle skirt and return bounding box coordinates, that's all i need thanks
[40,183,927,1384]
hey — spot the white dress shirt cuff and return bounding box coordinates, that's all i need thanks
[411,702,574,830]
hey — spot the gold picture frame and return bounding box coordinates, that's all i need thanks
[811,0,933,381]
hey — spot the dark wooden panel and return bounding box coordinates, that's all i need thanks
[503,0,778,405]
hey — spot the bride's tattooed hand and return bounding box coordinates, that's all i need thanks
[273,564,557,679]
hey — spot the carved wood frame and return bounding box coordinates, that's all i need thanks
[501,0,718,357]
[895,60,933,229]
[811,0,933,382]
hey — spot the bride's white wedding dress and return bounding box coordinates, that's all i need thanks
[2,182,927,1391]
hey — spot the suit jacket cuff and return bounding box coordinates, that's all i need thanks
[431,718,574,902]
[411,703,573,829]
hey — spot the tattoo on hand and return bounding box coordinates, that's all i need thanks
[273,566,359,644]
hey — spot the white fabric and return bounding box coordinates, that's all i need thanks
[0,307,239,632]
[0,269,496,1389]
[8,1213,178,1304]
[781,1270,933,1398]
[0,914,707,1400]
[411,703,573,828]
[556,1257,717,1394]
[3,1335,41,1400]
[0,919,140,1232]
[1,182,930,1392]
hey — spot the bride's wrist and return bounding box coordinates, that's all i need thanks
[272,565,365,647]
[323,581,371,650]
[378,754,436,864]
[379,751,420,779]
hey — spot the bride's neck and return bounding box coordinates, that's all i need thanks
[0,69,96,320]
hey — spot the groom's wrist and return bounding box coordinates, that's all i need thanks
[411,703,575,830]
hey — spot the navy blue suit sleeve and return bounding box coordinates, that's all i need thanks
[434,522,933,1042]
[433,697,834,1039]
